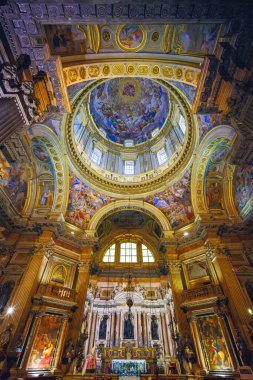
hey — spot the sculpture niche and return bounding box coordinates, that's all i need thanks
[124,313,134,340]
[151,315,159,340]
[99,315,108,340]
[0,281,15,313]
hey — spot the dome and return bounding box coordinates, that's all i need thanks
[89,77,170,145]
[65,78,197,198]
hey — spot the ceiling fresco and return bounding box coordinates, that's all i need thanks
[143,169,194,229]
[89,77,169,144]
[169,81,196,105]
[44,23,221,56]
[65,167,195,230]
[65,172,114,230]
[233,165,253,215]
[197,114,224,142]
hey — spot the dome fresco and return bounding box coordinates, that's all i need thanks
[89,77,169,144]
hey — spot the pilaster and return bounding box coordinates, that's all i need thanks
[69,246,92,344]
[4,231,55,347]
[168,260,188,334]
[205,239,253,349]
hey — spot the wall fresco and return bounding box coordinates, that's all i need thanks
[45,24,85,55]
[205,145,230,211]
[0,151,28,212]
[233,165,253,213]
[144,170,194,229]
[89,77,169,144]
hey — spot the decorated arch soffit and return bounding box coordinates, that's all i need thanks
[87,200,172,238]
[191,125,239,221]
[27,125,69,218]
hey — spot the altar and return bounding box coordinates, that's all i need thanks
[102,346,156,374]
[112,360,146,376]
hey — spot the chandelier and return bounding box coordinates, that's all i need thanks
[125,272,135,312]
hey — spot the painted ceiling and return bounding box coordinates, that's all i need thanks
[89,77,169,144]
[44,22,221,56]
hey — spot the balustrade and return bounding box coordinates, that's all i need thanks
[181,284,223,302]
[36,283,77,301]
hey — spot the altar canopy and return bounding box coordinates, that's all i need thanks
[112,360,146,376]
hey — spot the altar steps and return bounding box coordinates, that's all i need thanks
[62,375,240,380]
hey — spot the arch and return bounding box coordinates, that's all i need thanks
[86,200,172,237]
[63,60,200,89]
[28,124,69,217]
[191,125,238,218]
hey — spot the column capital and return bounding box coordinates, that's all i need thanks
[204,240,231,261]
[78,258,92,273]
[31,233,55,259]
[168,260,182,273]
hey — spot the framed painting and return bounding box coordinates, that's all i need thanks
[27,314,62,370]
[197,315,233,372]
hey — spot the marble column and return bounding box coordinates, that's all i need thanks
[137,311,143,347]
[110,311,115,347]
[115,311,121,347]
[69,247,92,344]
[85,305,93,356]
[165,306,174,356]
[88,311,97,354]
[142,312,148,347]
[161,312,169,356]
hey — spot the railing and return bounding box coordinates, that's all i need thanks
[181,284,223,303]
[37,283,77,302]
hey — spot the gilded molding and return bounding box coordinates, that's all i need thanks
[63,60,200,87]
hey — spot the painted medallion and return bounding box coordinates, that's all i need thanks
[116,24,146,52]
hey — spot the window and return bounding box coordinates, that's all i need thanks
[142,244,155,262]
[120,242,137,263]
[124,140,134,147]
[157,148,168,165]
[103,244,116,262]
[124,161,134,175]
[179,114,186,134]
[99,128,107,137]
[152,128,159,138]
[91,147,102,165]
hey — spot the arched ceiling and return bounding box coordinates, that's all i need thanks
[0,8,253,242]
